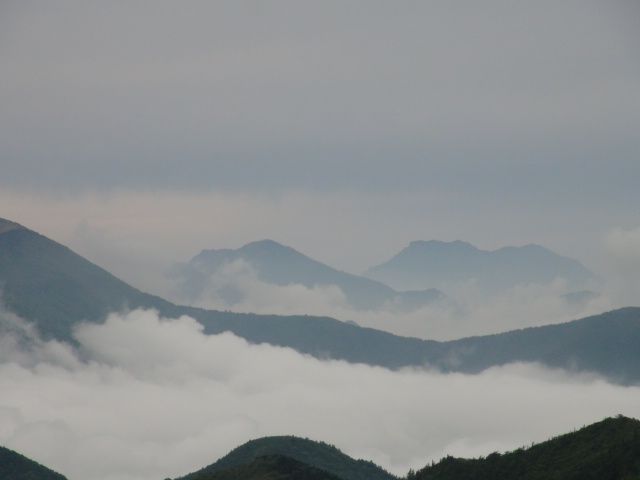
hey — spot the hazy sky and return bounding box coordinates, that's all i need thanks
[2,5,640,479]
[1,1,639,285]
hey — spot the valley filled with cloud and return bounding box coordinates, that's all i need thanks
[2,307,640,480]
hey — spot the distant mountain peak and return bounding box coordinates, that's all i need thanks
[183,240,444,312]
[365,239,596,293]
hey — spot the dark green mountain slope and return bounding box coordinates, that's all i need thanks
[0,445,68,480]
[191,455,345,480]
[365,240,596,294]
[178,240,443,311]
[2,218,640,383]
[412,415,640,480]
[176,436,395,480]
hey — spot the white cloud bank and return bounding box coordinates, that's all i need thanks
[1,308,640,480]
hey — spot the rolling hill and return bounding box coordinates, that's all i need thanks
[411,415,640,480]
[173,416,640,480]
[0,445,68,480]
[1,218,639,383]
[190,455,346,480]
[176,239,443,312]
[176,436,396,480]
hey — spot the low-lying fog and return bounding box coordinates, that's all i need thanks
[1,307,639,480]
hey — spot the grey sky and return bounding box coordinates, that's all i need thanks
[1,1,639,292]
[1,5,640,478]
[2,2,638,190]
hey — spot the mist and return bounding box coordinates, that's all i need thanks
[1,3,639,478]
[1,307,639,480]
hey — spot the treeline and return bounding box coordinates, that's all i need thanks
[0,446,68,480]
[410,415,640,480]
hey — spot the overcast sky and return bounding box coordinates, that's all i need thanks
[2,4,640,479]
[2,1,640,283]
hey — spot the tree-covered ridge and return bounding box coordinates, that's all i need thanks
[176,435,396,480]
[411,415,640,480]
[191,454,346,480]
[0,445,68,480]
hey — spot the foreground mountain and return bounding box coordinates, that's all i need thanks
[176,436,395,480]
[364,240,597,294]
[177,240,443,312]
[191,455,345,480]
[1,218,640,383]
[0,218,182,341]
[411,415,640,480]
[0,445,68,480]
[176,416,640,480]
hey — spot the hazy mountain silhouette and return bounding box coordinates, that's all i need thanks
[411,415,640,480]
[1,218,639,383]
[0,445,68,480]
[176,435,395,480]
[364,240,597,295]
[176,240,444,312]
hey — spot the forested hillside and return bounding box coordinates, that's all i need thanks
[176,435,396,480]
[411,415,640,480]
[0,446,68,480]
[190,455,345,480]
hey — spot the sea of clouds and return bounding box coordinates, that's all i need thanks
[1,307,640,480]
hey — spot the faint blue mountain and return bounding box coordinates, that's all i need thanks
[364,240,598,295]
[177,239,444,312]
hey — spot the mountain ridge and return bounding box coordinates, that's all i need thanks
[1,217,638,383]
[411,415,640,480]
[0,445,68,480]
[175,435,396,480]
[179,239,444,312]
[190,454,346,480]
[172,416,640,480]
[364,240,597,294]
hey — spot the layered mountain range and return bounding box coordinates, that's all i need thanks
[174,239,444,312]
[0,218,637,383]
[173,238,597,313]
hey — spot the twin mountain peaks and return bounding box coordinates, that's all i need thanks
[176,235,596,312]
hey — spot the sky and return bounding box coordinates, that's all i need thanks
[1,3,640,478]
[2,1,639,334]
[1,1,639,279]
